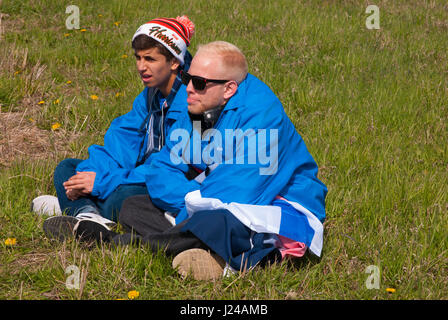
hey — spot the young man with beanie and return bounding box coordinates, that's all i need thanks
[38,16,196,239]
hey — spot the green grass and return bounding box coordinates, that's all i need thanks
[1,0,447,300]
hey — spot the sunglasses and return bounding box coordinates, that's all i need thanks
[181,70,229,91]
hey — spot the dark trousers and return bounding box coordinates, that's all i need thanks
[54,158,148,221]
[117,195,209,256]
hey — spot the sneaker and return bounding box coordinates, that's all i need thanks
[172,248,226,281]
[32,195,62,216]
[74,219,117,243]
[75,212,117,230]
[43,212,116,242]
[42,215,78,241]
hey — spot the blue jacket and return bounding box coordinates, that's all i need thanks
[75,52,192,199]
[144,73,328,225]
[75,86,189,199]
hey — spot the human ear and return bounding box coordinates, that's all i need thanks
[223,80,238,100]
[170,58,181,71]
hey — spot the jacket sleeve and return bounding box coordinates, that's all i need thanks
[75,89,149,199]
[144,137,202,215]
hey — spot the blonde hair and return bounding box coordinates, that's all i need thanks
[196,41,248,83]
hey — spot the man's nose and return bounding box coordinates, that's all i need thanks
[136,60,146,72]
[185,80,195,94]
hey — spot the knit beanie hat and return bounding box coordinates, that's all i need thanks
[132,16,195,66]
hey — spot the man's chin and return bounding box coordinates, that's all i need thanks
[142,77,157,87]
[187,104,203,115]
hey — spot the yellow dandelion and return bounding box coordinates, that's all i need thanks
[127,290,139,299]
[38,100,45,105]
[64,33,70,37]
[66,80,72,84]
[28,117,35,122]
[51,122,61,131]
[14,70,21,76]
[386,288,396,294]
[98,14,103,18]
[121,54,128,59]
[53,99,60,105]
[90,95,99,100]
[114,21,121,27]
[115,92,123,98]
[5,238,17,246]
[80,28,87,32]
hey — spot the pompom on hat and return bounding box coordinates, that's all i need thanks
[132,15,195,65]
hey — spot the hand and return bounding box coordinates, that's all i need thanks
[63,171,96,200]
[66,188,85,201]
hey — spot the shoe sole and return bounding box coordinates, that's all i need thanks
[172,248,226,281]
[43,216,78,242]
[75,220,113,243]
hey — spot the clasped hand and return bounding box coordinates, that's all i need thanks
[63,171,96,200]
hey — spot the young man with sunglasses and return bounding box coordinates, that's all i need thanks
[71,41,327,281]
[37,16,196,239]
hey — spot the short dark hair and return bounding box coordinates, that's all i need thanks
[132,35,175,62]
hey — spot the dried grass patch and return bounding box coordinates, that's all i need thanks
[0,110,77,167]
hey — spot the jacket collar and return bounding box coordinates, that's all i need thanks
[164,52,192,120]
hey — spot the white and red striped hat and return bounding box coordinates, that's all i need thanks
[132,16,195,65]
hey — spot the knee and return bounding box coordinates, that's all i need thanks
[55,158,79,175]
[54,158,80,185]
[118,194,151,226]
[118,195,143,226]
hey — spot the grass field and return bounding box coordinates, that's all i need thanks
[0,0,447,300]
